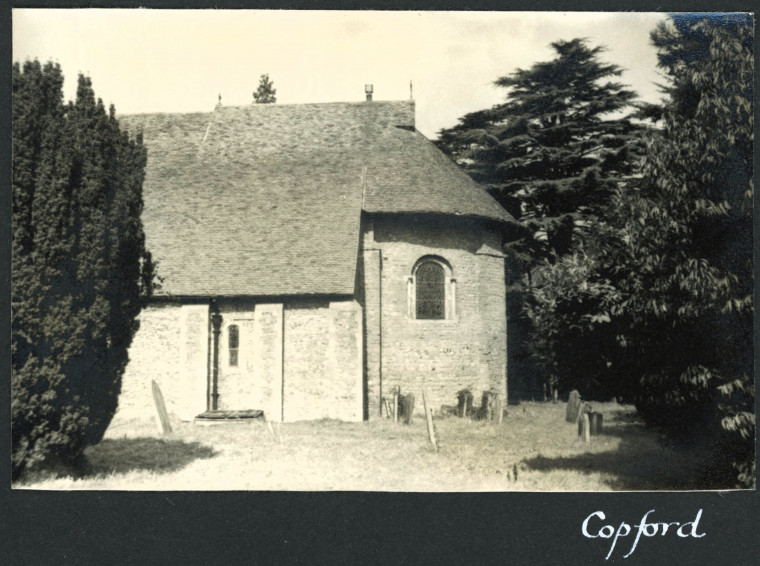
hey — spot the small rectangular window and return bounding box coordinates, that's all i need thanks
[228,324,239,367]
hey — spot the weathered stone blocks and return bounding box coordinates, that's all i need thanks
[361,214,508,416]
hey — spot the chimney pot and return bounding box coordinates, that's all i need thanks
[365,84,373,102]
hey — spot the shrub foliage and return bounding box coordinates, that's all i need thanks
[623,14,754,486]
[12,61,153,479]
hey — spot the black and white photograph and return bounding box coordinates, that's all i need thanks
[10,9,754,497]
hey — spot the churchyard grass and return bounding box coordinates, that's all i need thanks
[16,400,717,491]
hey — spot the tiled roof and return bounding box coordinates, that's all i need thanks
[119,101,515,297]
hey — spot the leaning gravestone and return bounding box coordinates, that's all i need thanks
[422,389,438,452]
[565,390,581,423]
[151,380,172,435]
[494,393,504,424]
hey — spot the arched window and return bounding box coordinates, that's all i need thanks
[228,324,239,367]
[416,261,446,319]
[409,257,456,321]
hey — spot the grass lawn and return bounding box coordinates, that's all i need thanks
[16,400,720,491]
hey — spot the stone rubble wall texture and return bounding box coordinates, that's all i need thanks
[217,301,286,419]
[114,302,209,425]
[284,300,363,421]
[361,215,507,418]
[360,248,382,418]
[253,303,285,421]
[326,301,364,421]
[116,215,505,426]
[117,298,363,425]
[283,301,331,421]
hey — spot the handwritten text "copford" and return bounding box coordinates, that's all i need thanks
[582,509,705,559]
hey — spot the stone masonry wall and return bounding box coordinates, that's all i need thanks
[361,248,382,418]
[326,300,363,421]
[283,301,330,421]
[361,214,507,417]
[118,213,504,427]
[119,297,363,427]
[283,300,363,422]
[114,302,210,424]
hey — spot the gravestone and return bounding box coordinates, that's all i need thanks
[480,390,496,420]
[577,403,593,435]
[590,412,604,435]
[457,389,473,418]
[422,389,438,452]
[151,380,172,435]
[566,390,581,422]
[399,394,415,424]
[580,413,591,443]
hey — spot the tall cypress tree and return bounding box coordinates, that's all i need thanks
[12,61,152,479]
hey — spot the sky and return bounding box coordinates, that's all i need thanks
[13,10,668,139]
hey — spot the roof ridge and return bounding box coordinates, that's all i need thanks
[118,100,415,118]
[220,99,414,110]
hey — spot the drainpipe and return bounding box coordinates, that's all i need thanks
[364,247,383,417]
[210,308,223,411]
[377,251,383,417]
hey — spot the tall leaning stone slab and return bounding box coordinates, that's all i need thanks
[177,304,210,420]
[327,300,363,422]
[566,390,581,423]
[253,303,284,422]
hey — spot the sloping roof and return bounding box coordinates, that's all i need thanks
[119,101,515,298]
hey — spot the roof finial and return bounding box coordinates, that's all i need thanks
[410,80,413,100]
[216,93,222,108]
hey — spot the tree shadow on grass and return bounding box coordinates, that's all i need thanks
[83,437,217,477]
[523,450,707,491]
[523,410,730,490]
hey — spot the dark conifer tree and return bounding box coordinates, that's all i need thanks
[12,61,152,479]
[437,39,647,267]
[438,39,649,401]
[253,73,277,103]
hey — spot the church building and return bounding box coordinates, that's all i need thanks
[115,93,516,423]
